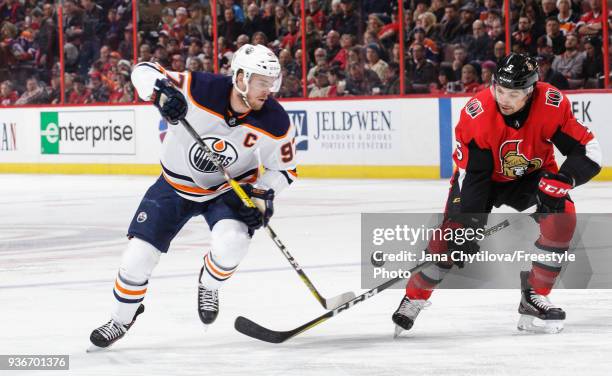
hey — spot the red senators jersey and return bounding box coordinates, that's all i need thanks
[452,82,601,212]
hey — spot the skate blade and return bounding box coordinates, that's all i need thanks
[86,344,108,353]
[393,325,403,339]
[517,315,564,334]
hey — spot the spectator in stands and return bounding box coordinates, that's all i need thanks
[542,0,559,19]
[187,38,203,61]
[307,0,325,32]
[366,43,389,82]
[277,74,301,98]
[279,48,300,78]
[89,71,109,102]
[260,2,277,42]
[582,36,603,87]
[223,0,244,23]
[439,4,462,43]
[0,0,24,24]
[451,45,468,81]
[537,34,555,56]
[0,80,18,106]
[326,0,343,33]
[219,6,243,44]
[466,20,493,62]
[557,0,578,34]
[478,60,496,90]
[512,16,537,55]
[577,0,603,36]
[338,0,359,36]
[417,12,440,42]
[347,45,364,68]
[546,17,566,55]
[251,31,268,46]
[455,4,477,43]
[411,28,440,63]
[459,63,480,93]
[244,3,263,36]
[324,30,341,63]
[15,78,47,104]
[202,56,214,73]
[406,43,437,93]
[344,61,381,96]
[430,63,453,94]
[275,4,289,38]
[308,47,329,83]
[188,4,207,40]
[308,68,330,98]
[326,66,344,96]
[330,34,353,70]
[429,0,446,22]
[280,16,299,51]
[171,53,186,72]
[118,25,133,60]
[300,16,322,58]
[235,34,249,50]
[493,40,505,64]
[522,2,545,38]
[382,62,400,95]
[81,0,106,39]
[49,76,61,104]
[552,33,585,79]
[489,16,505,43]
[187,56,203,72]
[537,53,569,89]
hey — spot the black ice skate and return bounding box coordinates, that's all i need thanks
[198,266,219,327]
[517,271,565,334]
[392,296,430,338]
[88,304,145,352]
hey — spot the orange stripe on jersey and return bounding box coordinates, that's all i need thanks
[205,254,235,278]
[115,280,147,296]
[186,72,224,119]
[162,172,216,195]
[288,169,298,178]
[242,123,290,140]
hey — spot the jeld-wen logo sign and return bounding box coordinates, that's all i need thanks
[41,111,136,155]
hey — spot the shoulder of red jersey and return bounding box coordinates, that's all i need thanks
[461,87,496,121]
[243,97,291,140]
[532,81,565,109]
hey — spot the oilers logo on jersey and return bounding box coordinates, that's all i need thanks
[189,137,238,173]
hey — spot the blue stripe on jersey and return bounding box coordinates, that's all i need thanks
[189,72,233,116]
[161,163,194,183]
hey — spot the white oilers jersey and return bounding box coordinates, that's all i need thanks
[131,62,297,202]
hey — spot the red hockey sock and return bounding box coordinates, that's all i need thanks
[405,272,436,300]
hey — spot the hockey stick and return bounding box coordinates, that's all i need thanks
[179,118,355,309]
[234,218,512,343]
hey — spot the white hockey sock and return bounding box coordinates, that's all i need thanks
[199,219,250,290]
[111,238,161,325]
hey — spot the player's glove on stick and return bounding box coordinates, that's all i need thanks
[536,172,573,215]
[153,78,188,125]
[224,184,275,230]
[445,214,484,268]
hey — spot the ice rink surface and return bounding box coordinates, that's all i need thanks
[1,174,611,376]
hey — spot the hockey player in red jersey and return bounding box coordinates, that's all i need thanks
[392,53,602,335]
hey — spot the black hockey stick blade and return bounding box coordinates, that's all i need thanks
[235,219,511,343]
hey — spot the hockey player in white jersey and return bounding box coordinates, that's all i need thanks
[88,44,297,351]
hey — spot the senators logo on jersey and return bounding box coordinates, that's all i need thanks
[499,140,542,179]
[189,137,238,173]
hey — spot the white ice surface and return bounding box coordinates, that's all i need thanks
[1,175,611,376]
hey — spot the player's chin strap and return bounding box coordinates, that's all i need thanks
[234,74,252,110]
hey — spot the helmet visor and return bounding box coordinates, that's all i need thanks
[249,73,282,93]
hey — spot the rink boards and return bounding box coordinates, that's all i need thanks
[0,93,610,180]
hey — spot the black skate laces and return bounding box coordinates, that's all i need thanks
[97,320,126,340]
[199,285,219,312]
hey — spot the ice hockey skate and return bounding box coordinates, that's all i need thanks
[517,271,565,334]
[392,296,430,338]
[198,266,219,327]
[88,304,145,352]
